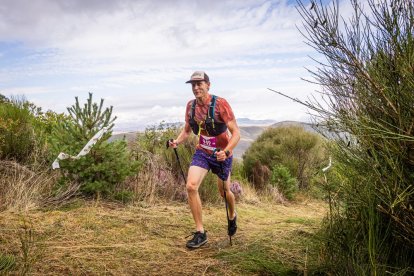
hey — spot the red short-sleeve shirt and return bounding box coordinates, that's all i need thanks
[185,94,235,154]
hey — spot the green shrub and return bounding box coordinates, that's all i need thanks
[243,126,327,191]
[0,95,64,166]
[136,121,182,155]
[51,93,138,197]
[231,158,248,183]
[0,97,36,163]
[270,164,298,200]
[0,253,16,272]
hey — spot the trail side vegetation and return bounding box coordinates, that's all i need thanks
[286,0,414,274]
[243,126,328,201]
[0,91,329,274]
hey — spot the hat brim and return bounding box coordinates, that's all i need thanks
[185,78,208,83]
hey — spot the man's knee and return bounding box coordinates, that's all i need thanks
[186,181,198,193]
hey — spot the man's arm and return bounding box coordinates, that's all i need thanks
[217,118,240,161]
[224,119,240,153]
[169,122,192,148]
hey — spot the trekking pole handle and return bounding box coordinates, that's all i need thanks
[212,148,221,157]
[167,138,179,149]
[213,148,229,161]
[166,139,174,149]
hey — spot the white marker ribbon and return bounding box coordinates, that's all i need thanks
[52,127,109,170]
[322,157,332,172]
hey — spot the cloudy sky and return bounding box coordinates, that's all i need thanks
[0,0,351,131]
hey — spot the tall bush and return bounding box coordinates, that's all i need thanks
[291,0,414,273]
[0,97,34,162]
[243,126,327,190]
[51,93,138,197]
[0,94,64,166]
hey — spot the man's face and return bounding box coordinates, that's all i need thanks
[191,81,210,98]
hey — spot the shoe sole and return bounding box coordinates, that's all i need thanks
[186,239,208,249]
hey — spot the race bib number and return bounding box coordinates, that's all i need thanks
[199,135,217,151]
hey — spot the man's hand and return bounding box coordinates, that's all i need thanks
[167,139,178,149]
[216,149,227,162]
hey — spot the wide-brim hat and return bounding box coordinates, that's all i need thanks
[185,71,210,83]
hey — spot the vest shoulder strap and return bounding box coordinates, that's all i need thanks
[191,95,217,120]
[190,99,196,119]
[208,95,217,119]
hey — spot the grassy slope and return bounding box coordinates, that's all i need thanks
[0,199,326,275]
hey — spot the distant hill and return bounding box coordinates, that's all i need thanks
[237,118,277,126]
[109,132,139,143]
[270,121,318,134]
[233,125,267,159]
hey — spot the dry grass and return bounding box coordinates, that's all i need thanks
[235,181,260,205]
[0,161,56,212]
[0,161,80,212]
[0,199,327,275]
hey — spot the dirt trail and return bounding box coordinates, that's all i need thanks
[0,200,326,275]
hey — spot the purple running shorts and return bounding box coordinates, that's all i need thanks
[190,149,233,181]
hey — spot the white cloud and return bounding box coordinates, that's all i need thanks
[0,0,352,131]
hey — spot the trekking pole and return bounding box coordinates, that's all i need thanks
[214,149,232,246]
[166,139,187,183]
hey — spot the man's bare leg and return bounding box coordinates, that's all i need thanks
[217,176,236,219]
[186,166,208,232]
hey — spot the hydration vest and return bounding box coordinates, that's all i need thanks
[189,95,227,136]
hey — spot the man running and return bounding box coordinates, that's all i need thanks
[168,71,240,249]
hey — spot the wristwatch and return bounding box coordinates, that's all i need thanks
[225,150,231,157]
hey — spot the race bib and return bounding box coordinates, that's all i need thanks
[199,135,217,151]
